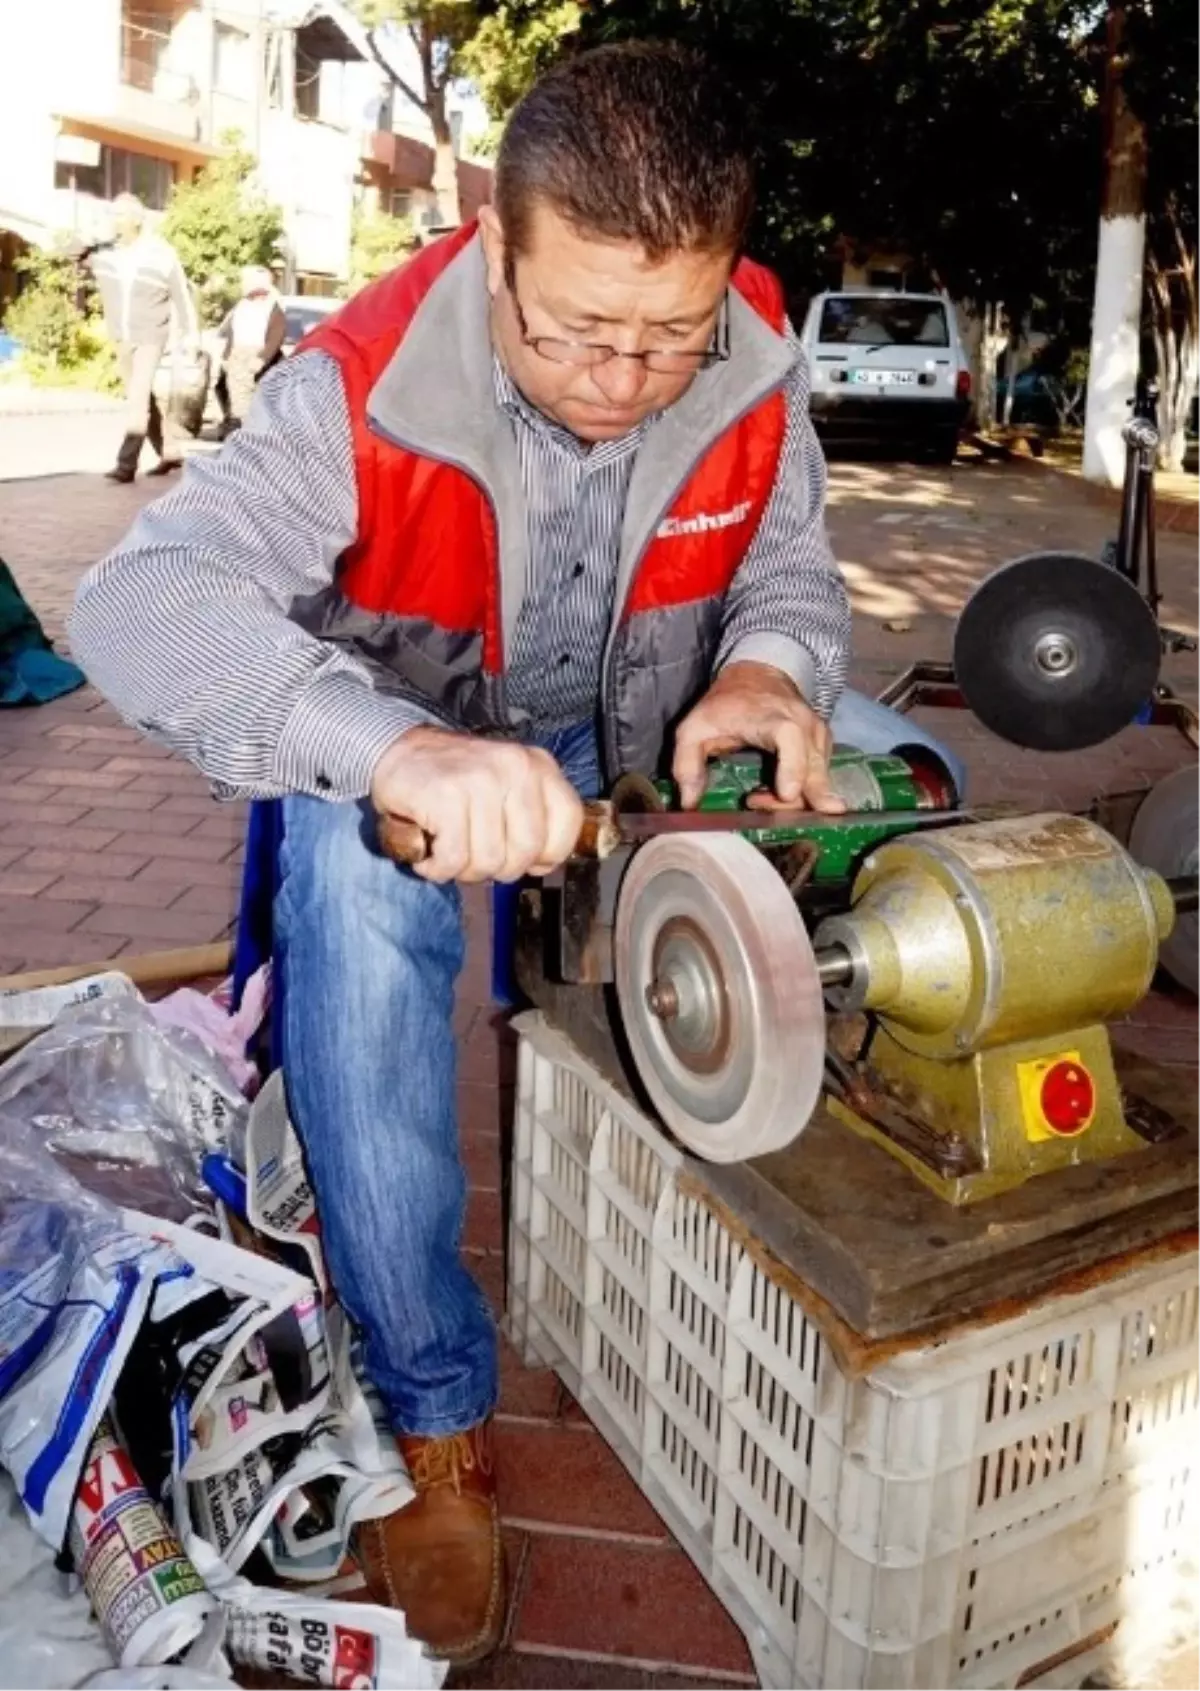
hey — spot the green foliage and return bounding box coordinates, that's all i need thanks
[160,139,284,326]
[349,0,578,127]
[459,2,582,127]
[4,249,120,392]
[569,0,1102,327]
[346,207,417,294]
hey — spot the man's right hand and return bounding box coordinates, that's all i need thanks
[370,726,585,885]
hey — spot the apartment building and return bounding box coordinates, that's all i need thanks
[0,0,490,307]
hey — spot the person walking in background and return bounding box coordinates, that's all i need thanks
[88,193,197,483]
[216,266,286,436]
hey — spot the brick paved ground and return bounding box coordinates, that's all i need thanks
[1,446,1196,1686]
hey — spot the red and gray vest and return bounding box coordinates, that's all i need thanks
[297,225,796,776]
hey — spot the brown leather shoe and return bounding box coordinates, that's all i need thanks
[356,1419,505,1666]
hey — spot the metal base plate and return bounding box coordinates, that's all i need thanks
[954,553,1163,751]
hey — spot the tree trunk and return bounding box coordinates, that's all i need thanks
[968,300,1006,432]
[1001,331,1019,427]
[430,106,462,229]
[1082,1,1148,486]
[415,25,461,229]
[1147,216,1198,475]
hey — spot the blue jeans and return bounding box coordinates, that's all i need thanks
[274,695,954,1436]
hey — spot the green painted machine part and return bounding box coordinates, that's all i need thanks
[648,748,945,883]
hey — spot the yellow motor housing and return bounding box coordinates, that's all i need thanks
[815,813,1174,1062]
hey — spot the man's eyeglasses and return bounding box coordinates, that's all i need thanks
[507,271,730,374]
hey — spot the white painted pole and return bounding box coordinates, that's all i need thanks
[1082,212,1146,484]
[1081,1,1148,488]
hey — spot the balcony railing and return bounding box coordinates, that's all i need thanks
[120,16,195,103]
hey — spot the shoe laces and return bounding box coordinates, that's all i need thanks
[409,1432,478,1494]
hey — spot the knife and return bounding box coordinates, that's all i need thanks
[377,800,1003,868]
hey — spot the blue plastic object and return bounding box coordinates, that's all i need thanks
[201,1150,249,1217]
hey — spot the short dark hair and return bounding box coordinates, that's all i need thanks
[494,42,755,262]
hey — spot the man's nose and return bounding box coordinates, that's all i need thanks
[590,353,649,406]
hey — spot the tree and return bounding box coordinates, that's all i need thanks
[352,2,478,227]
[567,0,1101,406]
[1082,2,1149,485]
[160,141,284,326]
[458,2,581,152]
[350,2,579,217]
[1127,0,1198,472]
[346,206,417,294]
[4,249,119,391]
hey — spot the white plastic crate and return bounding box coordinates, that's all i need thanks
[506,1014,1199,1691]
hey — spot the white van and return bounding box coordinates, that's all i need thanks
[799,290,972,461]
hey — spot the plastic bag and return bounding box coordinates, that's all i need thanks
[0,995,247,1221]
[149,966,270,1099]
[0,1113,227,1552]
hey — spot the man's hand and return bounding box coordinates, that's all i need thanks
[673,661,845,814]
[371,726,584,884]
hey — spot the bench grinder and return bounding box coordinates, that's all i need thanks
[614,810,1192,1204]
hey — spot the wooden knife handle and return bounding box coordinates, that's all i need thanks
[377,814,435,866]
[377,800,620,869]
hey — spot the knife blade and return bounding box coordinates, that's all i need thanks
[377,801,1011,868]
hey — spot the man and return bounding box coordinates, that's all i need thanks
[71,44,957,1665]
[88,192,197,482]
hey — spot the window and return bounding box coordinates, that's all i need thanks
[55,156,106,198]
[390,189,413,219]
[295,47,321,120]
[817,296,949,349]
[121,7,171,93]
[53,144,176,212]
[214,22,253,100]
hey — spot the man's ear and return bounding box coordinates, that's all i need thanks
[477,206,506,298]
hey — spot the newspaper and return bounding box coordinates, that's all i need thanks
[69,1418,213,1668]
[242,1070,328,1290]
[187,1536,446,1691]
[0,971,136,1029]
[168,1079,413,1588]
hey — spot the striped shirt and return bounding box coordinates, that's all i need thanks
[70,341,850,803]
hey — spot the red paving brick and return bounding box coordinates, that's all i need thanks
[496,1421,670,1541]
[498,1336,574,1423]
[464,1185,504,1252]
[514,1536,754,1676]
[461,1130,503,1193]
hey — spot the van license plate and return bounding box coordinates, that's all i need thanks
[851,368,917,386]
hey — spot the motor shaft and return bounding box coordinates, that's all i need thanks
[1168,875,1200,915]
[816,944,854,989]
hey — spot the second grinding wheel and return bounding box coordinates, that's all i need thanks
[614,832,826,1162]
[954,552,1162,751]
[1130,767,1198,996]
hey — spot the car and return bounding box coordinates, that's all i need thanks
[800,289,972,461]
[279,294,339,356]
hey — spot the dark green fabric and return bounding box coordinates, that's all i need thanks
[0,556,86,706]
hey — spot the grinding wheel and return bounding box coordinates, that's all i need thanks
[1130,767,1198,996]
[954,553,1162,751]
[613,833,826,1162]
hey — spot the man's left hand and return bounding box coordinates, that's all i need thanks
[672,661,845,814]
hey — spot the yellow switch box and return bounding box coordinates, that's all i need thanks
[1018,1050,1097,1142]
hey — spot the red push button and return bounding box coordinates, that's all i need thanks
[1039,1060,1096,1136]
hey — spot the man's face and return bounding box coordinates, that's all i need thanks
[114,207,143,245]
[480,201,733,443]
